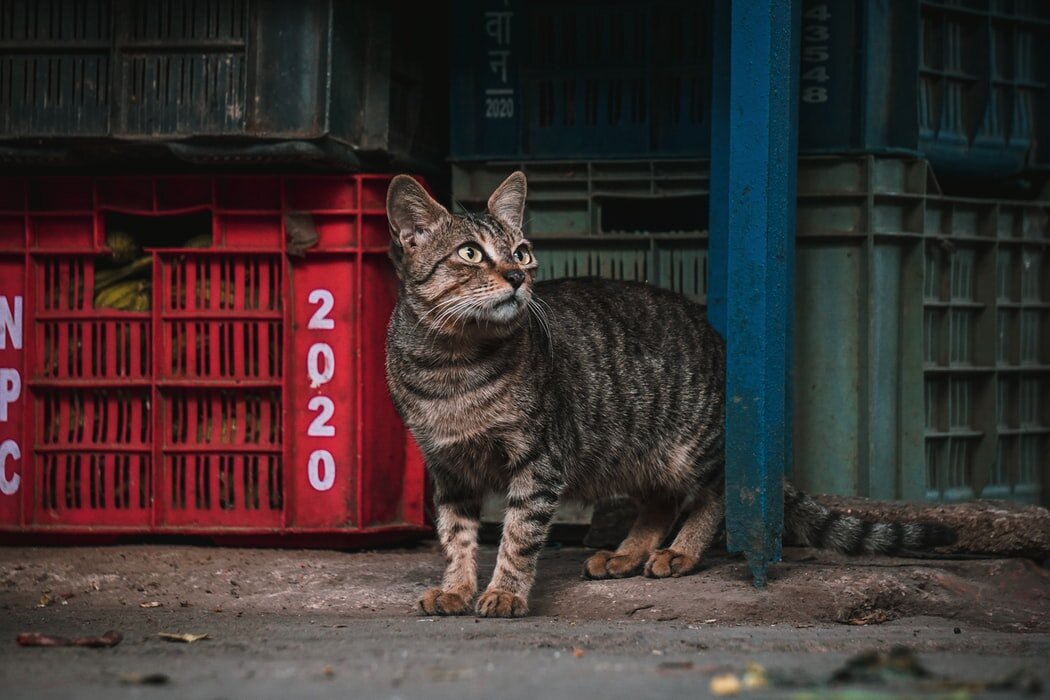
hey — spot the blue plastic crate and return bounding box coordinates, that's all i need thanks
[450,0,711,160]
[798,0,1050,178]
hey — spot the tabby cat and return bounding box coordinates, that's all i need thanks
[385,172,955,618]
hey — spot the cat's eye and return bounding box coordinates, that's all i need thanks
[513,247,533,265]
[458,245,483,263]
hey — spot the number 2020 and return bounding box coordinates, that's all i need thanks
[307,289,336,492]
[485,97,514,118]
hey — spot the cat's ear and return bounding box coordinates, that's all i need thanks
[487,171,527,231]
[386,175,449,253]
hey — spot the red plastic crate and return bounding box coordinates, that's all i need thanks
[0,175,427,544]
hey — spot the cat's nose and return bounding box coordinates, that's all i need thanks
[502,269,525,289]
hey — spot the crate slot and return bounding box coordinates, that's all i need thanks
[166,453,283,513]
[164,320,282,380]
[38,389,150,448]
[37,319,151,380]
[38,453,151,513]
[162,253,282,313]
[165,389,282,449]
[598,194,706,234]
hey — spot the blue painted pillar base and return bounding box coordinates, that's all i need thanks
[710,0,800,587]
[748,555,770,589]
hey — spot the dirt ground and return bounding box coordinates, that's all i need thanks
[1,542,1048,699]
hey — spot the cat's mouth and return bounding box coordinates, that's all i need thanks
[485,292,526,322]
[494,296,519,310]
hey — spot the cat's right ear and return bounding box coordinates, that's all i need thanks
[386,175,449,255]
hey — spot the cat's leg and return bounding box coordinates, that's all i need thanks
[419,493,482,615]
[583,499,677,579]
[477,460,562,618]
[643,493,723,578]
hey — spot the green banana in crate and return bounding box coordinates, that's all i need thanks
[94,255,153,290]
[129,292,151,312]
[184,234,212,248]
[111,285,151,312]
[105,229,141,263]
[94,280,149,310]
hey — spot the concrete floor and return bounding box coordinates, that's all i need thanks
[1,543,1048,699]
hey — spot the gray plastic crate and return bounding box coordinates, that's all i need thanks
[454,156,1049,505]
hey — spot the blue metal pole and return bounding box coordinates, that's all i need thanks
[709,0,800,587]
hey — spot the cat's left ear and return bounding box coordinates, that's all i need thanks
[487,171,527,231]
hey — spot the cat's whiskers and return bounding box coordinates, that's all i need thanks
[412,294,472,332]
[425,293,488,341]
[527,297,554,359]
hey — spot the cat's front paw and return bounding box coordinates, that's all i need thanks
[476,589,528,618]
[583,550,646,579]
[643,548,700,578]
[419,588,470,615]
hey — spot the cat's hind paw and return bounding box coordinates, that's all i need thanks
[583,550,646,579]
[643,548,700,578]
[476,589,528,618]
[419,588,470,616]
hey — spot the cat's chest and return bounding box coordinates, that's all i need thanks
[391,359,529,453]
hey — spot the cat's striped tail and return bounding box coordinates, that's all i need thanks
[783,484,957,554]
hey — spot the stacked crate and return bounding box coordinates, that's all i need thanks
[0,0,443,541]
[793,156,1048,504]
[0,0,447,171]
[798,0,1049,178]
[0,176,427,539]
[451,0,1048,505]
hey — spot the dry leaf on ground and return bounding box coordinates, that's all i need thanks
[157,632,209,644]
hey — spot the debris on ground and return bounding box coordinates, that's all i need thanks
[710,672,743,696]
[139,601,162,609]
[829,646,931,685]
[826,646,1042,695]
[702,647,1041,697]
[118,672,171,686]
[742,663,769,690]
[707,663,769,696]
[157,632,209,644]
[846,610,890,626]
[16,631,123,648]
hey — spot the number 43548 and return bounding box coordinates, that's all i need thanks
[801,3,830,104]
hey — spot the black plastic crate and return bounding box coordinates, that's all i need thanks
[0,0,447,170]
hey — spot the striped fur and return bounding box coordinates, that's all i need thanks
[783,484,957,554]
[385,172,957,618]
